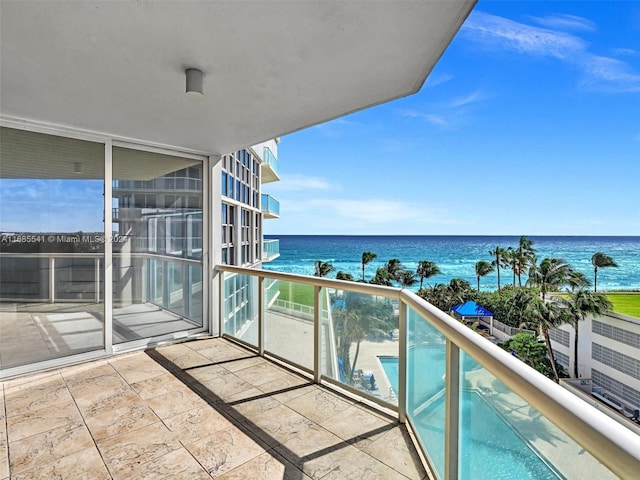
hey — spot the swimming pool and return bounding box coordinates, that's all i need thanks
[380,350,560,480]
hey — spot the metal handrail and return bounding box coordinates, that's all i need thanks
[218,265,640,479]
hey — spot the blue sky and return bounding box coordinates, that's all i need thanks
[265,1,640,236]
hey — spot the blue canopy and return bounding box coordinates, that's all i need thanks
[451,301,493,317]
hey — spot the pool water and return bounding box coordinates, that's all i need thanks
[380,350,559,480]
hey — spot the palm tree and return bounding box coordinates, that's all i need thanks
[385,258,404,283]
[506,247,518,286]
[314,260,334,277]
[566,271,590,292]
[416,260,441,289]
[361,251,377,282]
[370,267,392,286]
[563,289,612,378]
[516,236,536,287]
[398,270,418,289]
[336,271,354,281]
[474,260,494,291]
[524,296,570,382]
[591,252,618,292]
[489,246,507,291]
[527,257,575,299]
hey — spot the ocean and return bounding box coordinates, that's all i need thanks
[263,235,640,291]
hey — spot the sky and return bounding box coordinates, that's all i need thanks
[265,1,640,236]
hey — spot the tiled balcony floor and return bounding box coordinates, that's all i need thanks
[0,338,428,479]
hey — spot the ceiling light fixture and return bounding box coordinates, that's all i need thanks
[185,68,204,97]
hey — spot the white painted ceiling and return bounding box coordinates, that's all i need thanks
[1,0,475,155]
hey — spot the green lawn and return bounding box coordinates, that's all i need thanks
[605,293,640,318]
[278,282,315,306]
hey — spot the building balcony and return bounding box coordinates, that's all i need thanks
[261,194,280,219]
[114,177,202,193]
[261,146,280,184]
[1,266,639,479]
[216,266,640,480]
[262,239,280,262]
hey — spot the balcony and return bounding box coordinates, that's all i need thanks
[0,337,425,479]
[2,266,639,479]
[261,146,280,184]
[261,193,280,219]
[217,266,640,480]
[262,238,280,262]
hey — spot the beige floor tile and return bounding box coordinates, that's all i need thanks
[361,426,427,480]
[164,406,234,445]
[4,375,73,419]
[11,446,111,480]
[318,448,411,480]
[285,388,353,424]
[196,342,253,363]
[256,373,314,404]
[64,371,128,410]
[76,384,141,418]
[98,421,181,479]
[218,450,312,480]
[274,423,346,471]
[6,401,82,442]
[234,362,289,387]
[59,360,113,384]
[152,343,212,370]
[9,422,94,475]
[84,401,159,441]
[248,404,315,446]
[145,386,209,419]
[184,363,231,387]
[220,355,266,373]
[185,424,269,477]
[319,404,396,449]
[130,372,190,400]
[229,391,281,423]
[128,447,211,480]
[0,440,8,480]
[200,373,255,403]
[109,352,168,384]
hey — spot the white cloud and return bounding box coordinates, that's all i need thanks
[529,14,596,32]
[462,11,586,60]
[448,90,489,108]
[269,173,334,192]
[612,48,639,57]
[579,56,640,92]
[400,110,447,126]
[462,10,640,94]
[425,73,454,88]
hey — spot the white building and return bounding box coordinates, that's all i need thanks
[551,310,640,418]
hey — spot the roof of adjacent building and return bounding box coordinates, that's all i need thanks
[452,301,493,317]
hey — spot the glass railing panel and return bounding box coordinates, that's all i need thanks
[262,239,279,260]
[264,279,314,370]
[222,273,258,346]
[406,306,447,478]
[263,146,280,175]
[320,288,399,405]
[458,351,617,480]
[261,194,280,216]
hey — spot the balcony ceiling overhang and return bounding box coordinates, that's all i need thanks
[0,0,475,155]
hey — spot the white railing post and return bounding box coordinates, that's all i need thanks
[218,270,224,336]
[49,256,55,303]
[445,340,460,480]
[95,257,100,303]
[314,285,321,383]
[398,301,407,423]
[258,276,264,356]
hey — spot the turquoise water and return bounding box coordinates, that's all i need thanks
[264,235,640,291]
[380,351,559,480]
